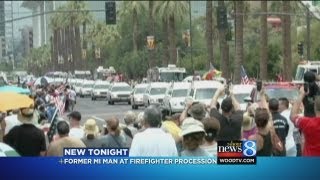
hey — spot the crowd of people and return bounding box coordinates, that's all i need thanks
[1,71,320,157]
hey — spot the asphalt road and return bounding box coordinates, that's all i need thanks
[64,97,144,131]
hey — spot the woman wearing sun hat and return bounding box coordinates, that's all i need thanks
[180,117,210,157]
[81,119,102,148]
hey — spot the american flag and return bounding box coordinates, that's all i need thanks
[53,95,65,117]
[240,65,250,84]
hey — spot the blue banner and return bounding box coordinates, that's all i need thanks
[0,157,319,179]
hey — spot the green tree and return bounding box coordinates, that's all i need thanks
[148,1,156,68]
[282,1,292,81]
[119,1,147,53]
[260,1,268,80]
[154,1,189,64]
[206,1,214,69]
[218,1,230,79]
[234,1,244,83]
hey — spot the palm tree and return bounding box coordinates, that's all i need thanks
[218,1,230,80]
[75,2,93,69]
[234,1,244,83]
[119,1,146,53]
[149,1,156,68]
[282,1,292,81]
[49,10,65,71]
[260,1,268,80]
[206,1,214,69]
[154,1,189,65]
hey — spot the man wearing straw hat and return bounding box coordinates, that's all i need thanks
[3,107,47,156]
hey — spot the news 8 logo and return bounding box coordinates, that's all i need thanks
[242,140,256,157]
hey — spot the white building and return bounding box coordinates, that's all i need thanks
[21,1,66,48]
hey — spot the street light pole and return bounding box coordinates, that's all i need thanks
[11,1,15,70]
[306,10,311,60]
[189,0,194,73]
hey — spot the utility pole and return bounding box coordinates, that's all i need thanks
[306,10,311,60]
[10,1,14,70]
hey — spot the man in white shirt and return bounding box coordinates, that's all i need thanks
[68,88,77,111]
[129,107,178,157]
[279,97,297,156]
[67,111,84,139]
[1,110,21,136]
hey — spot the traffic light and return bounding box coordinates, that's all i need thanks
[217,6,228,30]
[105,1,116,25]
[29,30,33,49]
[147,36,155,50]
[95,48,101,59]
[298,42,304,56]
[82,49,87,59]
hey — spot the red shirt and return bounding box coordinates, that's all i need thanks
[294,116,320,156]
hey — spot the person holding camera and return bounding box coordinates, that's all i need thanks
[303,71,320,117]
[210,85,243,141]
[291,86,320,156]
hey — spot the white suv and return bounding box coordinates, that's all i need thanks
[131,83,148,109]
[108,82,132,105]
[187,80,223,106]
[79,80,94,98]
[143,82,169,107]
[91,81,111,101]
[163,82,191,115]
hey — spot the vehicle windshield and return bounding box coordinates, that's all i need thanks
[265,88,299,100]
[160,72,186,82]
[172,89,188,97]
[95,84,110,89]
[234,93,250,103]
[195,88,217,100]
[83,84,94,88]
[112,86,132,92]
[150,88,167,95]
[295,67,305,81]
[135,88,146,94]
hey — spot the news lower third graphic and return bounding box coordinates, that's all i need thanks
[59,148,217,165]
[217,140,257,165]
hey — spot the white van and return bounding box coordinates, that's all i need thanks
[163,82,191,114]
[131,83,149,109]
[187,80,223,106]
[232,84,256,111]
[108,82,132,105]
[143,82,169,107]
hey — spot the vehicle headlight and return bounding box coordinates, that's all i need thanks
[111,94,117,98]
[150,98,156,103]
[180,102,185,106]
